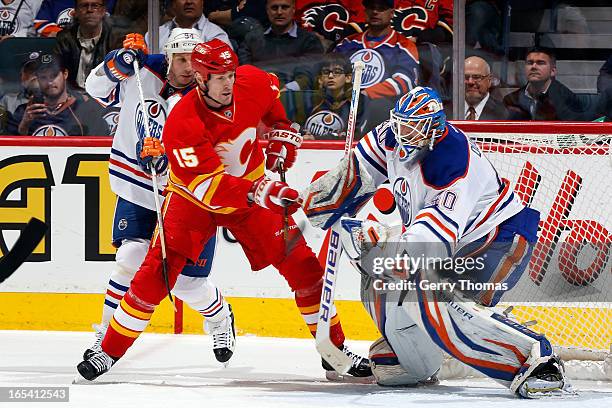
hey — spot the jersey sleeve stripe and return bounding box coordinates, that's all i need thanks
[468,181,513,233]
[356,142,388,178]
[415,212,458,242]
[109,169,163,196]
[111,147,138,165]
[363,133,386,165]
[109,157,150,180]
[424,205,460,231]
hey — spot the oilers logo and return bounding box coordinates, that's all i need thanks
[0,9,19,36]
[392,177,412,226]
[56,8,75,29]
[135,100,166,140]
[350,49,385,88]
[392,7,429,38]
[304,111,344,139]
[103,110,120,137]
[32,125,69,137]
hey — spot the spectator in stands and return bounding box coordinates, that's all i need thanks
[54,0,115,92]
[0,104,7,135]
[296,0,366,48]
[205,0,268,29]
[238,0,323,92]
[8,53,108,136]
[239,0,323,65]
[595,55,611,121]
[503,47,593,121]
[0,0,43,38]
[34,0,116,37]
[302,54,368,140]
[0,51,40,116]
[145,0,231,50]
[392,0,452,45]
[334,0,419,127]
[464,56,507,120]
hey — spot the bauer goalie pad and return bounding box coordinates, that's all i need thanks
[301,154,377,230]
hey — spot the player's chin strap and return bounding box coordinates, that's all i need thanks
[200,81,232,108]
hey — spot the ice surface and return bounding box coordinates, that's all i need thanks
[0,330,611,408]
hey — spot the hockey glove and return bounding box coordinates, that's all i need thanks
[123,33,149,53]
[264,123,303,173]
[136,137,168,175]
[249,177,301,215]
[103,48,145,82]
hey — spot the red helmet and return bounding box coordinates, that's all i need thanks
[191,39,238,79]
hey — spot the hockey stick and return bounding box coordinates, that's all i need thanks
[315,61,365,374]
[133,58,176,311]
[0,218,47,284]
[278,159,289,241]
[8,0,26,35]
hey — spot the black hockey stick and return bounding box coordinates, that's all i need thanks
[0,218,48,284]
[8,0,26,35]
[278,159,289,241]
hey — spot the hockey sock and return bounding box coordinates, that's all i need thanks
[101,267,132,325]
[102,289,156,359]
[171,275,230,324]
[295,281,345,347]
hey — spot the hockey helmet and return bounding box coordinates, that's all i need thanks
[390,86,446,159]
[163,28,202,75]
[191,38,238,81]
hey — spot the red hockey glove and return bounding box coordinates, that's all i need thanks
[265,123,303,173]
[248,177,302,215]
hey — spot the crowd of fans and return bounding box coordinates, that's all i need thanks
[0,0,610,138]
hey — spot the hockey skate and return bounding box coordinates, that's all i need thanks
[322,344,374,382]
[77,349,116,381]
[205,305,236,364]
[511,342,577,399]
[83,323,108,360]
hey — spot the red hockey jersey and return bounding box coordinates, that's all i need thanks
[393,0,453,39]
[164,65,291,214]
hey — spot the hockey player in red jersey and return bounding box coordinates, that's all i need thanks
[77,38,372,381]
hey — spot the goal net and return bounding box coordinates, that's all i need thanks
[440,121,611,381]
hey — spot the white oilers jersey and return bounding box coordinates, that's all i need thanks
[0,0,41,37]
[85,54,192,211]
[355,122,524,258]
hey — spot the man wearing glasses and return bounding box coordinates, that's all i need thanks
[54,0,114,92]
[464,55,507,120]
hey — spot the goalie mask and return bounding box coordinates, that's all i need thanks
[390,86,446,161]
[163,28,202,76]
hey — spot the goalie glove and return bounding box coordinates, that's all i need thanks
[340,217,403,261]
[136,137,168,175]
[249,177,301,215]
[264,123,303,173]
[301,154,377,230]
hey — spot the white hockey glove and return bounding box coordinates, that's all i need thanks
[301,154,377,230]
[340,217,402,261]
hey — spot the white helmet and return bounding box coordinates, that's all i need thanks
[163,28,202,75]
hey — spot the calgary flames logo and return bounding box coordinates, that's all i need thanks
[214,128,257,177]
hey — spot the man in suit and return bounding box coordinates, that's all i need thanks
[464,55,507,120]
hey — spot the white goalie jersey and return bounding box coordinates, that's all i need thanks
[85,54,186,211]
[355,121,525,258]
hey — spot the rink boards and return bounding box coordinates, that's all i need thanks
[0,137,609,347]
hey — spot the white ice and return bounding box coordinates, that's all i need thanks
[0,330,611,408]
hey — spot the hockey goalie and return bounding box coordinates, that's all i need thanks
[302,86,575,398]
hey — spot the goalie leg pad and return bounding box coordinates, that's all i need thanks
[415,271,559,388]
[301,154,377,230]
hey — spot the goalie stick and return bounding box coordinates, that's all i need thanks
[133,59,176,312]
[315,61,365,374]
[0,218,47,284]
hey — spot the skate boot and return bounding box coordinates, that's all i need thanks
[77,349,116,381]
[322,344,373,382]
[83,323,108,360]
[205,305,236,364]
[511,342,577,399]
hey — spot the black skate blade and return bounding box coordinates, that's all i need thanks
[325,370,376,384]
